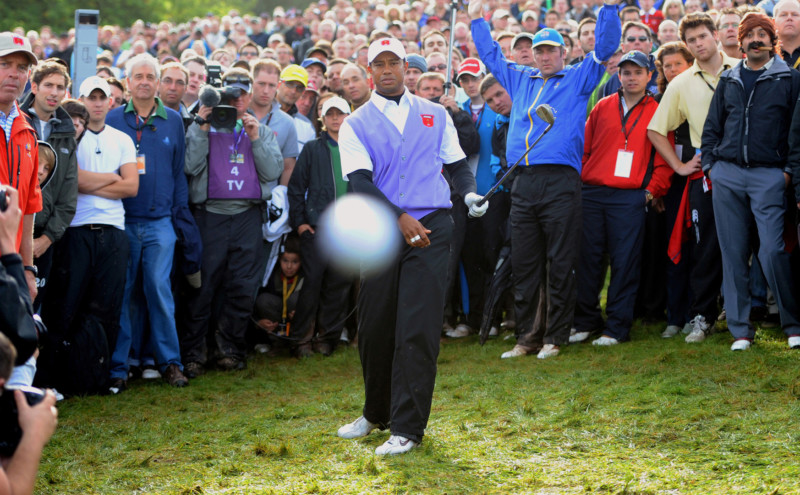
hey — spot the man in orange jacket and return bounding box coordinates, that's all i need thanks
[574,50,673,345]
[0,32,42,302]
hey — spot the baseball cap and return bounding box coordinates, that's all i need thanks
[280,64,309,86]
[457,58,486,81]
[618,50,650,69]
[407,54,426,73]
[492,9,511,20]
[301,57,327,73]
[426,16,441,25]
[512,32,535,48]
[367,37,406,64]
[321,96,351,116]
[304,80,320,94]
[305,46,329,60]
[531,28,564,48]
[222,73,252,93]
[0,32,38,65]
[79,76,112,98]
[268,33,284,44]
[521,10,538,22]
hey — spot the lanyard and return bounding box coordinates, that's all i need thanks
[794,57,800,69]
[232,127,246,157]
[618,94,647,149]
[281,275,299,333]
[696,72,716,92]
[133,105,155,152]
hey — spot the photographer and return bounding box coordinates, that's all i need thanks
[0,188,58,495]
[182,69,283,375]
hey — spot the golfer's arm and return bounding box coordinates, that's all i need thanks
[444,158,477,198]
[347,170,406,218]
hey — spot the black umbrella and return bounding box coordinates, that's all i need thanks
[479,243,514,345]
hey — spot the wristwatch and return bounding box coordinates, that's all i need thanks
[24,265,38,277]
[645,190,654,202]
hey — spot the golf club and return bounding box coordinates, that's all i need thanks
[476,103,556,207]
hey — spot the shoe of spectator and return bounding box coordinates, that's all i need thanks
[184,362,205,379]
[254,344,271,354]
[731,339,752,351]
[141,365,161,380]
[788,335,800,349]
[442,322,454,335]
[164,364,189,387]
[128,365,142,380]
[717,309,726,321]
[375,435,418,455]
[500,319,516,330]
[537,344,560,359]
[313,341,333,356]
[217,357,246,371]
[446,323,471,338]
[108,377,127,395]
[569,328,590,343]
[340,328,350,343]
[294,344,314,358]
[592,336,619,346]
[661,325,681,338]
[685,315,709,343]
[337,416,378,439]
[750,305,768,322]
[488,326,499,337]
[501,345,529,359]
[681,322,693,335]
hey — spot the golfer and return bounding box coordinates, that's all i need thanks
[335,37,487,455]
[469,0,621,360]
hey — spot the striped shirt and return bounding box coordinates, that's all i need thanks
[0,102,20,144]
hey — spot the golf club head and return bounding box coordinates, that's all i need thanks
[535,104,555,124]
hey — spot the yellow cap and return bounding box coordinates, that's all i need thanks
[280,64,308,87]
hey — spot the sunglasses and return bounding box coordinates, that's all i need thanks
[223,75,252,86]
[626,36,649,43]
[428,64,448,71]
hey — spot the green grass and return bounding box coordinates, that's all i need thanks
[37,321,800,494]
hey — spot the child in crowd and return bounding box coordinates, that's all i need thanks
[252,235,304,351]
[59,99,88,141]
[37,141,55,187]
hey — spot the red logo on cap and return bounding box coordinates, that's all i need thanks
[13,36,24,46]
[421,114,434,127]
[381,39,391,46]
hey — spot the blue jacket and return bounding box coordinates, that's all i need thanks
[106,98,189,222]
[460,99,499,195]
[471,5,621,173]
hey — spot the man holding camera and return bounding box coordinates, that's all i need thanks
[183,69,283,374]
[0,33,42,302]
[0,187,58,495]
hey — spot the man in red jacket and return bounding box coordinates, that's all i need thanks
[574,50,673,345]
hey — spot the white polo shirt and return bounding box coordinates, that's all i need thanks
[71,126,137,230]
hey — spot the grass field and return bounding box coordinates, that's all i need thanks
[37,321,800,494]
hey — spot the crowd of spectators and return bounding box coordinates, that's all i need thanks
[1,0,799,400]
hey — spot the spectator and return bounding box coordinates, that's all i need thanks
[640,0,664,34]
[647,13,739,343]
[249,59,299,186]
[183,68,283,374]
[59,99,88,140]
[252,235,304,340]
[182,56,207,113]
[658,20,680,45]
[717,8,743,59]
[340,63,371,110]
[325,58,347,94]
[511,33,535,66]
[277,64,316,152]
[662,0,685,23]
[106,77,127,110]
[575,50,673,346]
[703,12,800,350]
[286,96,354,357]
[40,76,139,395]
[0,33,42,302]
[600,21,658,98]
[106,54,190,390]
[158,61,193,127]
[776,0,800,67]
[404,54,427,94]
[300,58,326,97]
[470,0,622,359]
[18,61,78,309]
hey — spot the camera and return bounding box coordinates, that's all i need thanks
[196,84,246,130]
[0,386,46,456]
[206,62,223,88]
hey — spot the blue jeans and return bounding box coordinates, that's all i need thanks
[112,217,182,379]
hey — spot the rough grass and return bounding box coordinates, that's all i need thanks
[37,320,800,494]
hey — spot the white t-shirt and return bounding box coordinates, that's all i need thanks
[71,126,137,230]
[293,114,317,154]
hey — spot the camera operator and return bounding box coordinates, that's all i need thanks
[0,188,58,495]
[182,69,283,375]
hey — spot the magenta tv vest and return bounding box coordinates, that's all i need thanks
[207,130,261,200]
[346,94,452,220]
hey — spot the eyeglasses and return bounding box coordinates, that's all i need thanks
[428,64,447,71]
[626,36,649,43]
[161,77,186,87]
[720,23,739,30]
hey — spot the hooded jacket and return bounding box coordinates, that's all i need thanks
[702,56,800,174]
[19,93,78,243]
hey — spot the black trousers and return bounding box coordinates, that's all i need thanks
[510,165,582,346]
[289,229,352,347]
[688,179,722,322]
[183,207,266,363]
[358,209,453,443]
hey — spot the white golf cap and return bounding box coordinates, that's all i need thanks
[0,32,37,65]
[79,76,112,98]
[321,96,351,116]
[367,37,406,65]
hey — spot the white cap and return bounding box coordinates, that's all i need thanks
[367,37,406,65]
[321,96,351,116]
[79,76,112,98]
